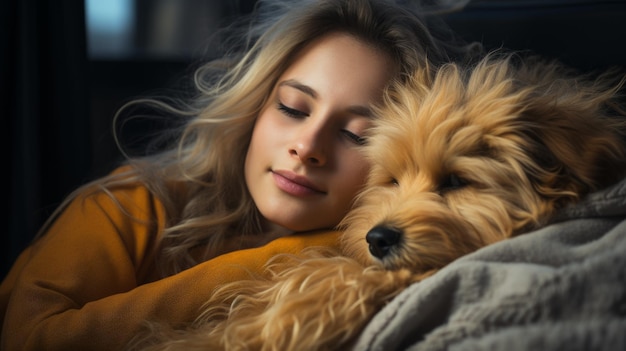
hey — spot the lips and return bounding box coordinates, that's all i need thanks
[271,170,326,197]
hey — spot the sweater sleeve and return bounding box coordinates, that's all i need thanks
[0,184,341,351]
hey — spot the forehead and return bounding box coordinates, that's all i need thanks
[288,31,393,68]
[276,32,396,100]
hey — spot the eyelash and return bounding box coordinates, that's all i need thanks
[277,102,308,118]
[343,130,367,145]
[277,102,366,146]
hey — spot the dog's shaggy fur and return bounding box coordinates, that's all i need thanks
[135,54,626,351]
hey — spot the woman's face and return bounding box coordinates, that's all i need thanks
[245,32,395,234]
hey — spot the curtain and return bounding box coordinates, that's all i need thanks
[2,0,91,278]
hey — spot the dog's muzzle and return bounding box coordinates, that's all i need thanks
[366,225,402,259]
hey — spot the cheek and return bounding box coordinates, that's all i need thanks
[250,112,277,147]
[245,112,276,177]
[335,152,371,197]
[247,111,284,157]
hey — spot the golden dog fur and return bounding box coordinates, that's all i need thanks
[135,54,626,351]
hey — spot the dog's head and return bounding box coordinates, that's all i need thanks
[340,54,626,275]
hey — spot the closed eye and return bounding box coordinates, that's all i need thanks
[342,130,366,145]
[277,102,309,118]
[439,173,468,192]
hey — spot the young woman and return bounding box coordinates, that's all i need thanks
[0,0,477,350]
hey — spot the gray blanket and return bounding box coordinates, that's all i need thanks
[353,177,626,351]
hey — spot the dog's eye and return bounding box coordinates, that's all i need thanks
[439,174,467,192]
[390,178,399,186]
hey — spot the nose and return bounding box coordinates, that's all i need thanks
[366,225,402,259]
[289,126,328,166]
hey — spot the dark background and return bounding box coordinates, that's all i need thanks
[3,0,626,278]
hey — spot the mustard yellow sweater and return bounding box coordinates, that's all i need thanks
[0,180,340,351]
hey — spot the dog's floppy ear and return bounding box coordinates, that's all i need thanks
[515,59,626,202]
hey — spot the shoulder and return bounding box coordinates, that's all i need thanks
[77,166,165,218]
[60,166,169,246]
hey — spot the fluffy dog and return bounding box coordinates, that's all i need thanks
[136,54,626,351]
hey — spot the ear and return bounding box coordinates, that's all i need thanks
[518,62,626,201]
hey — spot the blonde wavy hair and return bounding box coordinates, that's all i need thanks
[38,0,479,276]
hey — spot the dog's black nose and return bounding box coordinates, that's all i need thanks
[366,225,402,259]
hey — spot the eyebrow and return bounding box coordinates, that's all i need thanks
[348,105,375,118]
[278,79,374,118]
[279,79,318,99]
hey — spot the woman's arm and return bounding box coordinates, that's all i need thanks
[1,184,340,351]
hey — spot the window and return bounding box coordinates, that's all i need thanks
[85,0,255,60]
